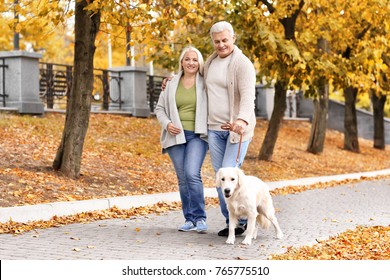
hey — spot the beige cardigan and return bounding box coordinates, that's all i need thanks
[204,45,256,143]
[155,71,208,152]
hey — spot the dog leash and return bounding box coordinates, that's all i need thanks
[221,122,243,167]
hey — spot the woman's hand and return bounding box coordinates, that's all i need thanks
[167,122,181,135]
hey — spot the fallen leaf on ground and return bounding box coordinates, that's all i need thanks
[271,225,390,260]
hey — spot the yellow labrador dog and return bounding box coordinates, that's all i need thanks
[216,167,283,245]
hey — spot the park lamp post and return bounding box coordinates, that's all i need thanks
[14,0,20,50]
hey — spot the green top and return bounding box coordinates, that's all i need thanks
[176,81,196,131]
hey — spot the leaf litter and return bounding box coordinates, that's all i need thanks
[1,112,390,259]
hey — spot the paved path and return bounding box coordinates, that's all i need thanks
[1,178,390,260]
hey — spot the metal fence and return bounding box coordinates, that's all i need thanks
[0,58,8,107]
[147,74,164,113]
[38,62,164,113]
[39,63,71,109]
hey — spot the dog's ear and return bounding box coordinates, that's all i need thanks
[237,168,245,187]
[215,169,222,187]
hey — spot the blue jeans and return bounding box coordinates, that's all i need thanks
[167,130,208,224]
[208,130,251,225]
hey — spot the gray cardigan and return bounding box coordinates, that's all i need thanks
[204,46,256,144]
[155,71,208,152]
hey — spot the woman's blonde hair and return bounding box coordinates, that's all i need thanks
[178,46,204,75]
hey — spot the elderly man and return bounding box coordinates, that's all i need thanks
[204,21,257,237]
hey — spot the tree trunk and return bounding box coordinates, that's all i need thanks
[371,90,386,150]
[258,81,287,161]
[307,36,330,154]
[307,77,329,154]
[343,87,360,152]
[53,1,101,178]
[257,0,303,161]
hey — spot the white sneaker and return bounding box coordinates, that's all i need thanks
[178,221,196,232]
[196,220,208,233]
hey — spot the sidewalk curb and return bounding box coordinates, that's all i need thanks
[266,168,390,190]
[1,169,390,223]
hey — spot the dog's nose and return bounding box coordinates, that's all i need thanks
[224,188,230,195]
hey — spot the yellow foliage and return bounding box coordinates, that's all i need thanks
[2,0,389,95]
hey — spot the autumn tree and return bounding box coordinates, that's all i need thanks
[362,19,390,150]
[372,53,390,149]
[53,0,222,178]
[371,90,387,149]
[300,5,332,155]
[0,1,13,50]
[0,1,73,60]
[6,0,389,177]
[338,6,371,153]
[53,0,100,178]
[135,1,225,72]
[326,0,390,152]
[257,0,306,160]
[289,0,390,154]
[4,0,219,178]
[52,0,224,178]
[227,0,340,157]
[225,0,307,160]
[227,0,389,158]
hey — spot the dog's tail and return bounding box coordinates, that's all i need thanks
[257,214,271,230]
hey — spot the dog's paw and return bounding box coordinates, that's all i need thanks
[241,238,252,245]
[276,232,283,239]
[226,238,235,245]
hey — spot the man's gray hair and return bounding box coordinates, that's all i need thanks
[210,21,235,39]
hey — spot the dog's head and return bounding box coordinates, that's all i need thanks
[216,167,245,199]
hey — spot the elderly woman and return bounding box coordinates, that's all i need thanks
[155,46,208,233]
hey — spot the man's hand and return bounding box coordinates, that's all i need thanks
[220,119,247,135]
[231,119,247,135]
[161,76,173,91]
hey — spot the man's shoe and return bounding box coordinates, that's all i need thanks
[217,226,229,236]
[178,221,196,232]
[218,224,246,236]
[235,224,246,235]
[196,220,208,233]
